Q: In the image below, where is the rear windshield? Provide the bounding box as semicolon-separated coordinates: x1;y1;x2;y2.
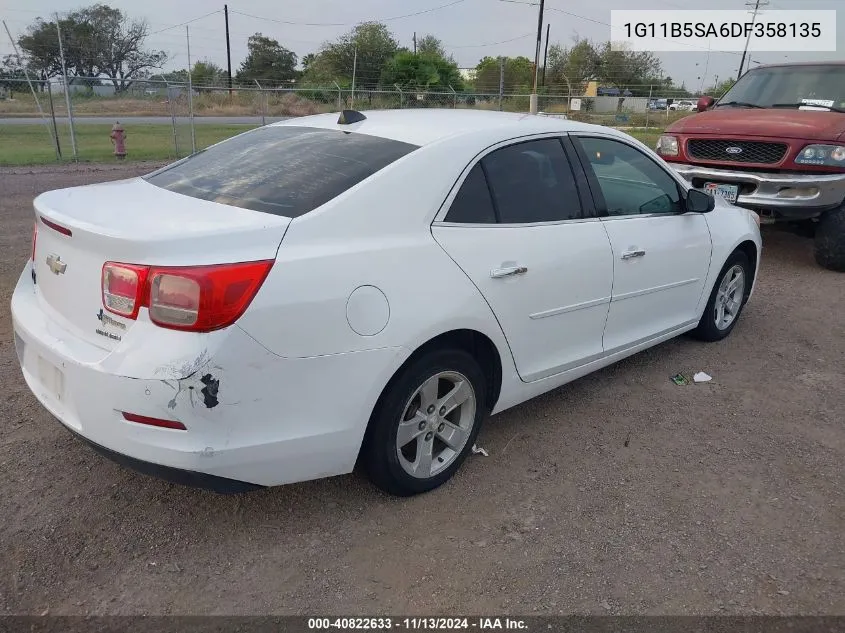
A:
144;125;418;217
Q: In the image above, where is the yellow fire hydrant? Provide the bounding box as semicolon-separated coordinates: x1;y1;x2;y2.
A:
110;121;126;160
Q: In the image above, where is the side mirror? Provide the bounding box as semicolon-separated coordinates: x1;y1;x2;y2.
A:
697;96;715;112
686;188;716;213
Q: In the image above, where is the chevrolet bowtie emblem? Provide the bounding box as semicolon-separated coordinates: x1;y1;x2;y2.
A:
46;254;67;275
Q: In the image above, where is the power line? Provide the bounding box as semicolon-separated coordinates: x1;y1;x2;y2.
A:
229;0;469;28
446;33;535;48
148;10;223;36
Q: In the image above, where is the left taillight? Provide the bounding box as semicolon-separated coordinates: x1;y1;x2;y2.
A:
102;260;273;332
102;262;149;320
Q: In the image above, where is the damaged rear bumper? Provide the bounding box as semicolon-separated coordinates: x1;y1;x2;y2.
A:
63;422;263;494
11;267;409;489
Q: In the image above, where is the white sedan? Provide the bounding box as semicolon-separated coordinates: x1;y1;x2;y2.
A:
12;109;762;496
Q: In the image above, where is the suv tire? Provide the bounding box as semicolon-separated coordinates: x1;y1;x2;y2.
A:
814;204;845;272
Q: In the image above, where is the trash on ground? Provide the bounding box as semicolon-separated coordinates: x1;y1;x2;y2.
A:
671;373;689;386
471;444;489;457
693;372;713;383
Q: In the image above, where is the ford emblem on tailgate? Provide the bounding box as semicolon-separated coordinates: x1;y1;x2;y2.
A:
46;254;67;275
725;146;743;154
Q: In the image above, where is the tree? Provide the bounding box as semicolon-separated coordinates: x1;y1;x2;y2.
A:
191;60;224;87
595;41;662;96
301;53;316;72
545;39;600;94
381;50;462;92
416;34;449;60
314;22;399;90
236;33;297;86
0;55;28;94
703;78;735;97
17;4;166;91
473;56;533;94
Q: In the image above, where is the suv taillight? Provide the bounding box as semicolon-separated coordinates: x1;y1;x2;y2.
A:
102;260;273;332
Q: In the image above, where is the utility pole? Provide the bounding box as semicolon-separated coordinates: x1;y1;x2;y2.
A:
498;56;505;110
530;0;545;114
186;26;196;154
351;46;357;105
55;14;77;161
541;23;550;88
737;0;767;80
224;4;233;95
413;32;417;54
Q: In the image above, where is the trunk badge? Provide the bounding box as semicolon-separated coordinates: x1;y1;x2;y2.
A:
46;254;67;275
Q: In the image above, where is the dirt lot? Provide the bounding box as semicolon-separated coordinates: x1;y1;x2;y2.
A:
0;164;843;616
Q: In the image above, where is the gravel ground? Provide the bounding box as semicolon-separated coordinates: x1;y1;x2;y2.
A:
0;164;843;616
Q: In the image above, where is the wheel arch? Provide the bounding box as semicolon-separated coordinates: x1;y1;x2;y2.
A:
735;239;759;297
358;328;504;464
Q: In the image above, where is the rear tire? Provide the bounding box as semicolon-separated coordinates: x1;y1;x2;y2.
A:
362;349;487;497
692;250;751;342
814;205;845;272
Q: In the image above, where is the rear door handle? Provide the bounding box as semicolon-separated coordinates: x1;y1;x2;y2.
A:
621;250;646;260
491;266;528;278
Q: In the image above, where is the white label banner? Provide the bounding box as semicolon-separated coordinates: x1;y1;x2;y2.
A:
610;10;837;52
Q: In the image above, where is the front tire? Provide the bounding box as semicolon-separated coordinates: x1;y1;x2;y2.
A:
692;250;751;342
814;205;845;272
362;349;487;496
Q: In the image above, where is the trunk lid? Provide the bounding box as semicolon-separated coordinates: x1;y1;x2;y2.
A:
32;177;290;351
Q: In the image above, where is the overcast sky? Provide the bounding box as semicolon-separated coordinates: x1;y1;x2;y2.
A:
1;0;842;90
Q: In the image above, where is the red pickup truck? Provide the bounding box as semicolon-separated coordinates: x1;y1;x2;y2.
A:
655;62;845;271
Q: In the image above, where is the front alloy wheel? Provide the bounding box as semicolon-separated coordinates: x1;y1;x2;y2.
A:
692;250;751;342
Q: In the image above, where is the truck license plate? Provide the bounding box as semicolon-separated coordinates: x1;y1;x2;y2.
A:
704;182;739;203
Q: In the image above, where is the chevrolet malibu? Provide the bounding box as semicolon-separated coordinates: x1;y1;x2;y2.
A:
12;109;762;496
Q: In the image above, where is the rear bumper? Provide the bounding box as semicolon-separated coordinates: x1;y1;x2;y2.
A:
669;163;845;219
11;266;408;488
63;422;263;493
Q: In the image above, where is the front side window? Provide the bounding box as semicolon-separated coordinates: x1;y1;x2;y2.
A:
144;126;418;217
577;137;683;216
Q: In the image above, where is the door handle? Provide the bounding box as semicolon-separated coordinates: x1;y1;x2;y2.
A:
621;249;646;260
490;266;528;278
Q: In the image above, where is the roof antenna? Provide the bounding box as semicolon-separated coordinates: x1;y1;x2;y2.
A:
338;109;367;125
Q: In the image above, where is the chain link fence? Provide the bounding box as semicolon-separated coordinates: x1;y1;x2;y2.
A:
1;78;689;164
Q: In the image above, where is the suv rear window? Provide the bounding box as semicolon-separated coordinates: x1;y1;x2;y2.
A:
144;126;418;217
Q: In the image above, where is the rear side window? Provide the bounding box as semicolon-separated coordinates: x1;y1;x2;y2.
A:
444;138;582;224
144;126;418;217
444;164;497;223
483;139;581;224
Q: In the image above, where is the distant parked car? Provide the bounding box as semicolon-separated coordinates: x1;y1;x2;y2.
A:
648;99;668;110
670;100;695;112
13;109;762;497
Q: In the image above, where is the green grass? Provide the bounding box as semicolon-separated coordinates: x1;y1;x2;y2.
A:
0;123;258;166
1;122;664;167
624;129;662;149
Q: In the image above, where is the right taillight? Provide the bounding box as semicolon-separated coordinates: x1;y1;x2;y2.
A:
102;260;273;332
